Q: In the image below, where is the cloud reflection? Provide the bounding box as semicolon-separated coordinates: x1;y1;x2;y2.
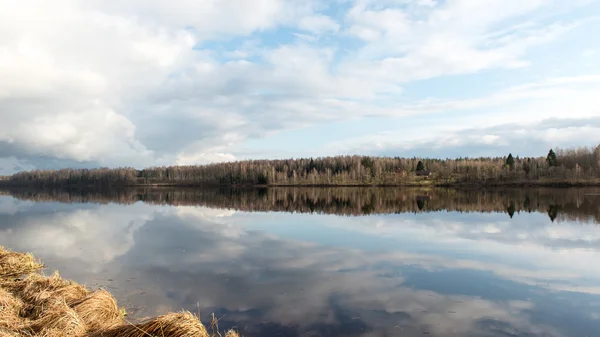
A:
0;201;162;272
0;198;599;336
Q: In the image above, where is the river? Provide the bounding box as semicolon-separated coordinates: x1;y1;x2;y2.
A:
1;187;599;336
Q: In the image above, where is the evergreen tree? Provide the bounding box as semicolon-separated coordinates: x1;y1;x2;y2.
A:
416;160;425;171
257;173;268;185
506;153;515;170
507;201;516;218
546;149;558;167
547;204;558;222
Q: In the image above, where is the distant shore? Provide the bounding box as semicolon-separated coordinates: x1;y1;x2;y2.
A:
3;180;600;189
2;146;599;189
130;181;600;188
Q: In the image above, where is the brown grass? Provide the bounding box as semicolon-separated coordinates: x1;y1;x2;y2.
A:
0;246;43;279
24;299;87;336
87;311;208;337
0;246;242;337
8;272;88;319
0;288;23;330
68;289;124;332
0;329;20;337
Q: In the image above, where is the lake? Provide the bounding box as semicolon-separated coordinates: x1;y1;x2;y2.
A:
1;187;600;336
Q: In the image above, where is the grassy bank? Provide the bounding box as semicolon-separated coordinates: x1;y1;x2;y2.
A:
0;246;240;337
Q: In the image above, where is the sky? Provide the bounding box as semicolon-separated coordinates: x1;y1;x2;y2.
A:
1;0;600;174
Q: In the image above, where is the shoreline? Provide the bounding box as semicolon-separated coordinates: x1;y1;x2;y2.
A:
0;246;239;337
2;181;600;189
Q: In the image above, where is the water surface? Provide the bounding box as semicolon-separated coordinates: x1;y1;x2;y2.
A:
1;187;599;337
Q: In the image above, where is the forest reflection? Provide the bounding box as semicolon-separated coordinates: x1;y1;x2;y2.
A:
3;187;600;224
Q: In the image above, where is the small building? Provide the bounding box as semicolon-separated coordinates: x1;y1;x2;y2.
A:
416;170;431;177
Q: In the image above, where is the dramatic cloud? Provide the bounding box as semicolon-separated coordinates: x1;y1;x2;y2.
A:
0;0;599;173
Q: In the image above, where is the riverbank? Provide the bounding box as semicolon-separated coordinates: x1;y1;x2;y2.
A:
3;178;600;189
0;246;239;337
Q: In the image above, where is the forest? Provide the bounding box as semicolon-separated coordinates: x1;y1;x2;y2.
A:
1;145;600;187
2;186;599;224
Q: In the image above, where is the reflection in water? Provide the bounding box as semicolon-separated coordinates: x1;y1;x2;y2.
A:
3;187;600;223
0;188;600;336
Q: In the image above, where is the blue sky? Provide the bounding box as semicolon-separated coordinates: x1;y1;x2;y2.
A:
1;0;600;173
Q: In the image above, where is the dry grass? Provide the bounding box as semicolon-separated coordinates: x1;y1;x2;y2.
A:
24;299;87;336
68;289;124;332
0;329;20;337
0;246;43;279
0;288;23;330
0;247;242;337
208;313;240;337
87;311;208;337
8;272;88;319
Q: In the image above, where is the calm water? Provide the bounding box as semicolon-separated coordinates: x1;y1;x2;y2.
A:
1;187;600;336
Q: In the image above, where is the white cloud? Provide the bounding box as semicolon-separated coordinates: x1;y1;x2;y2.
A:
320;74;600;157
0;0;195;167
342;0;588;82
175;151;236;166
482;135;501;145
0;0;598;169
298;14;340;34
329;119;600;158
84;0;286;37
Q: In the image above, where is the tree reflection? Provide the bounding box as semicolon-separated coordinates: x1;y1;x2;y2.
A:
2;187;600;223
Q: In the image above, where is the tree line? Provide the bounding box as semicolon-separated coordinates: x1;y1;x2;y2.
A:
3;186;600;224
2;145;600;187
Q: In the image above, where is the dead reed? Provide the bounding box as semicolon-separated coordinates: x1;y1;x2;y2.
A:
0;288;23;330
87;311;209;337
24;299;87;336
0;246;42;279
0;246;242;337
68;289;124;332
0;329;20;337
8;272;88;319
